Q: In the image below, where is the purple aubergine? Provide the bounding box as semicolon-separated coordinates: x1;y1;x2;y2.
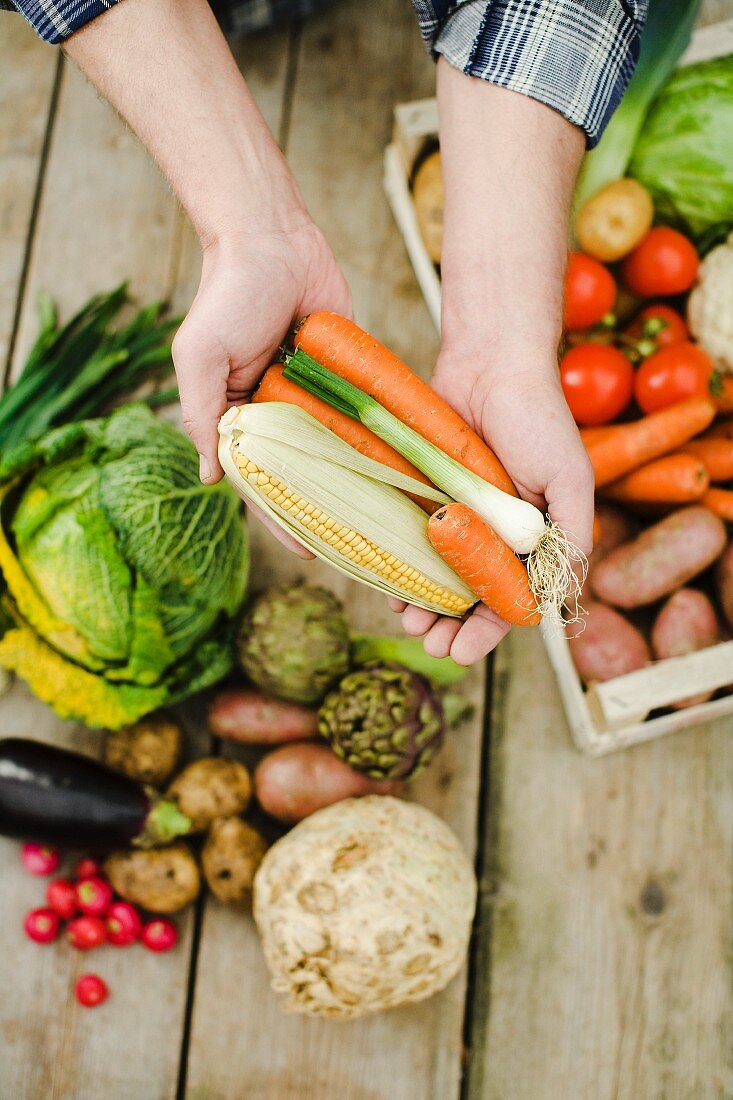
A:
0;738;191;849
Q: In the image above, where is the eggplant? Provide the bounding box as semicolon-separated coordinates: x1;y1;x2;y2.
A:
0;738;192;849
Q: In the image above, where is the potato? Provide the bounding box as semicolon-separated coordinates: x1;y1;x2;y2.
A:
716;542;733;631
412;149;443;264
208;689;318;745
167;757;251;832
104;843;200;913
201;817;268;907
575;179;654;262
594;502;637;559
569;601;650;683
254;743;402;824
104;714;182;786
651;588;719;709
591;507;726;608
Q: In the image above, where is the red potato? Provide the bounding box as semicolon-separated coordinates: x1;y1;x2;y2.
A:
568;601;650;683
715;542;733;632
208;689;318;744
254;743;402;824
573;503;637;607
651;589;720;709
591;506;727;609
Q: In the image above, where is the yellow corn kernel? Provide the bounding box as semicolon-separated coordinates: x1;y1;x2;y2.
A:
234;455;471;615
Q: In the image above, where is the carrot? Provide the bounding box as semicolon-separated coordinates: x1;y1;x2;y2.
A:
254;364;437;512
601;454;709;504
701;488;733;522
427;503;540;626
678;437;733;482
585;397;716;487
296;312;518;496
581;426;618;447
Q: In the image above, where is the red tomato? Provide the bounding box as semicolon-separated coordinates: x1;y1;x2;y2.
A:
621;227;699;297
564;252;616;331
634;342;714;414
626;303;688;349
560;344;633;426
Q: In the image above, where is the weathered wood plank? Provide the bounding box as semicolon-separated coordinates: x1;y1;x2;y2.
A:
183;4;485;1099
0;55;193;1100
0;20;58;370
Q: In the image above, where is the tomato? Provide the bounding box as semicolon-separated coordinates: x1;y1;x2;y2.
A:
563;252;616;331
560;344;633;426
626;304;688;349
634;342;714;414
621;227;699;297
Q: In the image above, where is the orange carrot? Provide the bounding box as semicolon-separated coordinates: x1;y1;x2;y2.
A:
585;397;716;487
678;438;733;482
254;365;437;512
601;454;709;504
701;488;733;522
296;312;518;496
427;503;540;626
581;425;618;447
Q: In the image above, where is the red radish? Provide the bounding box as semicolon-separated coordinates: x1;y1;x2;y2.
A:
141;918;178;953
67;915;107;950
45;878;78;920
76;876;113;917
106;901;142;946
24;907;60;944
75;974;109;1008
21;842;60;876
75;857;101;880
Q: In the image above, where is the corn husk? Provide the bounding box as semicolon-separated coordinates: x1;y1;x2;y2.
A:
218;403;475;616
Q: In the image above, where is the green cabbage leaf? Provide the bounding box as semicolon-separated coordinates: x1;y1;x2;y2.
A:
0;405;248;727
629;55;733;238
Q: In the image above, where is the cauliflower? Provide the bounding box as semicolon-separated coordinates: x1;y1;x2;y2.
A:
253;796;477;1019
688;233;733;372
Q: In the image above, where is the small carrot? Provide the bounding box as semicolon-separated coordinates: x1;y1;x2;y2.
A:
585;397;716;487
296;312;518;496
601;454;709;505
427;502;540;626
253;365;437;511
701;488;733;522
678;437;733;482
580;425;618;448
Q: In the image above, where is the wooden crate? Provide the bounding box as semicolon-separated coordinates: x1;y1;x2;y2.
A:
383;19;733;754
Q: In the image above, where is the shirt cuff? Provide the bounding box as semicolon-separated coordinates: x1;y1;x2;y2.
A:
5;0;123;43
431;0;647;148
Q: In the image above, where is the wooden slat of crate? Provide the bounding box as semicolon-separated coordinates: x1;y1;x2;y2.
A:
0;22;58;370
0;57;197;1099
466;626;733;1099
182;3;485;1098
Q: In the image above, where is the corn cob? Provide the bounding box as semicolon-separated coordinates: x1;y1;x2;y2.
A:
218;403;476;617
234;453;470;614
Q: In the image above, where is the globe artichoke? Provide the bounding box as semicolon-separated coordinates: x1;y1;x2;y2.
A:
318;662;444;780
237;583;350;704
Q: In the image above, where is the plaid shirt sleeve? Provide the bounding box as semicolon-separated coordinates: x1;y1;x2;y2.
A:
413;0;648;147
0;0;123;43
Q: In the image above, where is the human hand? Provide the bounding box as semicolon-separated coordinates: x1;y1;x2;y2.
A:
172;222;352;555
391;347;594;664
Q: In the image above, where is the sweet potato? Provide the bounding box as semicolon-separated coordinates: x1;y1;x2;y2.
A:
716;543;733;632
254;743;402;824
591;506;726;608
651;589;720;709
208;689;318;744
568;601;650;683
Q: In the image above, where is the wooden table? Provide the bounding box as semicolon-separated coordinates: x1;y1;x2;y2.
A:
1;4;732;1097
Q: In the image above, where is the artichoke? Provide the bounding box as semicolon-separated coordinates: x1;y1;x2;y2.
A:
318;661;444;780
237;583;350;704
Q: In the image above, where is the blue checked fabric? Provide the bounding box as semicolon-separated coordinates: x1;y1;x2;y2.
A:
2;0;647;145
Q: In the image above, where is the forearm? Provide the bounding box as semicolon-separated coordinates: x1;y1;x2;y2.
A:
436;58;584;364
64;0;306;247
